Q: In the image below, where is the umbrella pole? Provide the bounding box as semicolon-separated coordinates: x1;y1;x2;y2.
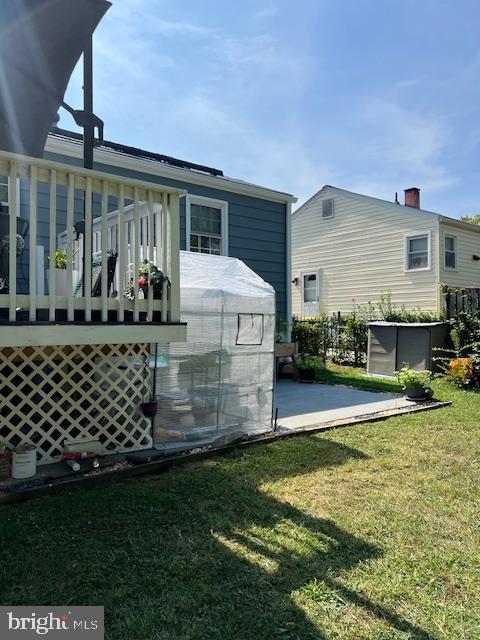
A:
83;36;94;170
82;37;94;297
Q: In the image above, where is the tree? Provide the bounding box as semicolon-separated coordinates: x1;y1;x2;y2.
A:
461;213;480;225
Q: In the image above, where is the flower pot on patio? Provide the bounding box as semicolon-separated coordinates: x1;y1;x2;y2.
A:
297;367;316;383
397;367;431;401
404;386;427;400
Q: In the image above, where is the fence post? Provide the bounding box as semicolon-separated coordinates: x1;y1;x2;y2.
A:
337;311;341;356
323;322;327;362
353;311;358;366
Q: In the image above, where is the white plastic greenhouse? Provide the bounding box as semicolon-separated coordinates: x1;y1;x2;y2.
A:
153;251;275;452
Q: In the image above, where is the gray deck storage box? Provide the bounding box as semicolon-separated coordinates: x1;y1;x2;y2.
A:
367;322;449;376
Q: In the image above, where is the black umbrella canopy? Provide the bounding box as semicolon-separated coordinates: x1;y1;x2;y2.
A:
0;0;111;158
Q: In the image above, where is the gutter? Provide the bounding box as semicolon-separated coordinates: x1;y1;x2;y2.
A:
438;216;480;234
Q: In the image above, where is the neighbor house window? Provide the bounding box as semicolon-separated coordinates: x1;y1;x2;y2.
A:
303;274;317;302
322;198;334;219
186;196;228;256
405;233;431;270
444;234;457;269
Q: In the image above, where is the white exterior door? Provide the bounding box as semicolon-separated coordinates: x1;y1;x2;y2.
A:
301;272;320;317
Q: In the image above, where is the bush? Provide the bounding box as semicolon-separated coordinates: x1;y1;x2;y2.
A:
296;355;324;370
291;290;444;370
291;314;367;366
341;313;368;365
291;318;326;357
396;367;431;389
434;321;480;388
376;291;444;323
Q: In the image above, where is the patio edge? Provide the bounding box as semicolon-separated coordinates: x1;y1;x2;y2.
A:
0;400;451;505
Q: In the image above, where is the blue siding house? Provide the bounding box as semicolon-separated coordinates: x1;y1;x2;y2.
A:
34;129;296;320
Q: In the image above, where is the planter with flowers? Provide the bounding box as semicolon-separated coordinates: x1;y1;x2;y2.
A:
396;367;432;400
295;355;324;383
124;260;169;301
46;249;80;296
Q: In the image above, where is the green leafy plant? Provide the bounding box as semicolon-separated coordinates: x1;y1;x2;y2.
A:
377;291;444;323
296;355;324;370
275;318;290;343
340;312;368;366
433;323;480;388
124;260;170;300
460;213;480;225
46;248;67;269
291;317;326;357
396;367;431;389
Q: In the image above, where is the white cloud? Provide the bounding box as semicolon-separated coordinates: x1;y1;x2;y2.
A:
253;3;278;20
59;2;461;216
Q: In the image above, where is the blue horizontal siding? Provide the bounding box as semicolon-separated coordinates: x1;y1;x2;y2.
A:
20;151;288;319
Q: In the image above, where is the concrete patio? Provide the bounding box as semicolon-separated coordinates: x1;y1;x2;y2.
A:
275;380;417;431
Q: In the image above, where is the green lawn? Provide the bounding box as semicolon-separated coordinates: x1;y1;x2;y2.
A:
1;368;479;639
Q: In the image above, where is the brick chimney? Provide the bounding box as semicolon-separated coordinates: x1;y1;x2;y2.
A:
404;187;420;208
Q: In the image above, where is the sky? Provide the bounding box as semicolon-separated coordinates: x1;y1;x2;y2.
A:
59;0;480;216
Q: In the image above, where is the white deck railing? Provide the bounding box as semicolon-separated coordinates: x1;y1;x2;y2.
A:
0;149;185;324
58;200;169;313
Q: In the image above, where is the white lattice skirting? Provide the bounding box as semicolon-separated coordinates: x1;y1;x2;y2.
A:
0;343;152;464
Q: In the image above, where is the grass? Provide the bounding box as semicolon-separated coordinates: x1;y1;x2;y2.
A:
1;367;479;639
315;363;403;393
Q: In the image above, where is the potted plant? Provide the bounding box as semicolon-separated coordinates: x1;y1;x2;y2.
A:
396;367;431;400
125;260;169;300
295;355;324;383
46;249;79;296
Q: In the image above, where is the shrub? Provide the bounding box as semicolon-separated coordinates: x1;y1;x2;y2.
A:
291;318;326;357
396;367;431;389
296;355;324;370
377;291;444;323
434;323;480;388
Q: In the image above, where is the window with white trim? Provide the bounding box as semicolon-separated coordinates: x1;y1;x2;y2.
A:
0;176;8;211
303;274;317;302
406;233;430;270
187;196;228;256
444;234;457;269
322;198;334;219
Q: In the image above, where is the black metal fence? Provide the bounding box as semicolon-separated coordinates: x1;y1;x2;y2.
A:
292;313;368;366
444;286;480;319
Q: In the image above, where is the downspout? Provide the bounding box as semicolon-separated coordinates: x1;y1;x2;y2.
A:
435;218;442;313
285;201;292;340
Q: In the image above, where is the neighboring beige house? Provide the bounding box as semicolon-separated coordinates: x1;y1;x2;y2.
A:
291;186;480;316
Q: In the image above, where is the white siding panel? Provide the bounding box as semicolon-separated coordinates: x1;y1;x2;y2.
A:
292;190;439;314
439;221;480;288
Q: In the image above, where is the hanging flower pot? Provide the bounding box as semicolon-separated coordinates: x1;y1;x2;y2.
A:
141;401;158;417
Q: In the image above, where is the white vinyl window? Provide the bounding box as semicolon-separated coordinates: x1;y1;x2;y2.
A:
322;198;334;219
405;232;431;271
303;273;317;302
0;176;8;210
186;195;228;256
444;234;457;269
